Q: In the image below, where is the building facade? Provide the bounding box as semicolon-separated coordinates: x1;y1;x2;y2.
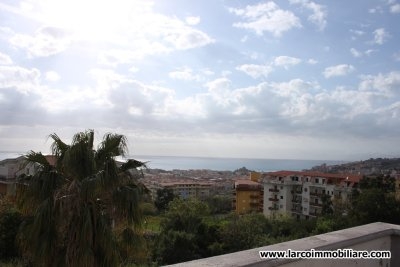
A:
152;181;212;200
233;178;263;214
263;171;361;219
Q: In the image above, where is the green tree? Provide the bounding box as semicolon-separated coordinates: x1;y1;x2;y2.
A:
0;199;22;260
154;198;216;265
350;175;400;225
204;195;232;214
154;188;175;212
17;130;147;267
220;213;271;252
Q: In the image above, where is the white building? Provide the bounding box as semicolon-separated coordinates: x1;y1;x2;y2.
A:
263;171;361;219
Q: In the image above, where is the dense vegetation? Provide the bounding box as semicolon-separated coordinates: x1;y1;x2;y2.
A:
0;130;399;266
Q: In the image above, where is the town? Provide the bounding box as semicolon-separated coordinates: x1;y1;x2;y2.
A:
2;155;400;219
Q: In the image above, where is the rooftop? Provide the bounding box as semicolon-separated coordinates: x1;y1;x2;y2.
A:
265;171;362;183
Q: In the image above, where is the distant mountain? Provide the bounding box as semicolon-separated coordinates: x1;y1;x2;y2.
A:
308;158;400;175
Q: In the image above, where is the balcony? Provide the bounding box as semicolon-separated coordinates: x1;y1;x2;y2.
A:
268;206;278;211
291;198;301;203
309;192;322;197
268;197;279;202
166;222;400;267
269;188;279;193
309;202;323;207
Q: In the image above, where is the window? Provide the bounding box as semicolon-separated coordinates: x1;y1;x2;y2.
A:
304;187;308;192
280;205;283;209
280;186;283;189
315;178;319;183
280;196;283;199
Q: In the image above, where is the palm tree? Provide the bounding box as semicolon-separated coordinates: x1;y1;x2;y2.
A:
17;130;147;267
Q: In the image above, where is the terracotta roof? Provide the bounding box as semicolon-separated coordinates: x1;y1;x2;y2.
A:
234;179;261;186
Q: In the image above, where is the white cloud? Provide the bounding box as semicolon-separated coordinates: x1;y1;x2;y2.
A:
273;56;301;69
236;64;273;79
373;28;389;45
350;48;362;58
0;65;41;93
169;68;201;81
229;2;301;37
45;71;60;82
390;4;400;13
164;27;214;50
307;58;318;64
359;71;400;96
365;49;377;56
0;52;13;64
323;64;355;78
9;26;72;58
289;0;327;30
185;16;200;25
2;2;214;64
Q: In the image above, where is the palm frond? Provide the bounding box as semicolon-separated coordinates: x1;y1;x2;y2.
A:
24;151;51;169
97;133;128;161
112;184;142;226
49;133;69;159
120;159;147;172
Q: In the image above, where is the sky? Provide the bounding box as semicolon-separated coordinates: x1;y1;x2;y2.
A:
0;0;400;161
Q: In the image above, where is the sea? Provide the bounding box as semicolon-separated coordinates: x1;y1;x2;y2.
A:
0;151;346;172
132;155;346;172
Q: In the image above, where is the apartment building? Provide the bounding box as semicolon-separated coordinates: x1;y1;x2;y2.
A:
263;171;361;219
153;181;212;200
233;173;263;214
0;155;56;196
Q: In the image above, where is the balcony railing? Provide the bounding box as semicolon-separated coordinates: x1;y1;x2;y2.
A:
268;206;278;211
268;197;279;202
269;188;279;193
166;222;400;267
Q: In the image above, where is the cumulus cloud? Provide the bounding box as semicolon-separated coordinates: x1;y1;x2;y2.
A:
229;2;301;36
0;65;41;93
289;0;327;30
390;3;400;13
273;56;301;69
359;71;400;96
169;67;201;81
0;52;13;65
185;16;200;25
323;64;355;78
350;48;362;58
9;27;72;58
45;71;60;82
307;58;318;64
373;28;389;45
236;64;273;79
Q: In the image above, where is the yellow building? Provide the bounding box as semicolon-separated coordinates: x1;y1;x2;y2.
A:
233;179;263;214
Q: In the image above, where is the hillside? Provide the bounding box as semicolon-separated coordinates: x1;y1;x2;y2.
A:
309;158;400;175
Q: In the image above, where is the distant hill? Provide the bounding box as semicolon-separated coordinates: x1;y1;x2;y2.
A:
308;158;400;175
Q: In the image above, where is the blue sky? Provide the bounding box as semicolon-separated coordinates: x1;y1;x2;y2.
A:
0;0;399;160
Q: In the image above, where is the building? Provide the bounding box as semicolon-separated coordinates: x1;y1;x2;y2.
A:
233;172;263;214
263;171;361;219
155;181;212;200
0;155;56;196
